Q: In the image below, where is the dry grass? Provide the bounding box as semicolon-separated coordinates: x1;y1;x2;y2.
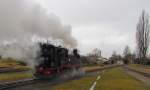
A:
0;59;33;82
129;64;150;73
0;59;31;70
0;72;33;82
96;68;150;90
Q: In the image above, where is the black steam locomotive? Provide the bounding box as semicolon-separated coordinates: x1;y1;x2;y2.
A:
34;42;81;78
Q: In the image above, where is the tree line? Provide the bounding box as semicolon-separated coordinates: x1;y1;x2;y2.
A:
110;10;150;65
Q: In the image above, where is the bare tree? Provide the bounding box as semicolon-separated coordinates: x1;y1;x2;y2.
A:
88;48;101;57
136;10;150;61
112;51;117;57
123;45;131;57
123;46;132;64
109;51;122;64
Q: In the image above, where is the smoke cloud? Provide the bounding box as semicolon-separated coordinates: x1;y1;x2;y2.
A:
0;0;77;67
0;42;40;67
0;0;77;47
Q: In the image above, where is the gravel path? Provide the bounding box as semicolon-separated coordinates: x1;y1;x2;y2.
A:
123;67;150;87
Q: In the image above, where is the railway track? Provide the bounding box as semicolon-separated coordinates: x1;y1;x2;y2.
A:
0;75;86;90
0;78;39;90
0;67;30;73
0;65;121;90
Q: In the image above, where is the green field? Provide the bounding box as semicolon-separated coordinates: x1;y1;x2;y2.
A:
51;67;149;90
96;68;149;90
51;76;97;90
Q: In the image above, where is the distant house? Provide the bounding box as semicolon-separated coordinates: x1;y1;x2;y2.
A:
87;56;98;64
96;57;113;64
116;60;124;65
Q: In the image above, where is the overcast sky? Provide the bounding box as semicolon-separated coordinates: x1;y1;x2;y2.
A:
35;0;150;57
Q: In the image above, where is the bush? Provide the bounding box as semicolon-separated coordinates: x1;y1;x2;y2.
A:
17;61;27;66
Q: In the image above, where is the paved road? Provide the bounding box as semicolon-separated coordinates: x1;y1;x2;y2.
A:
123;67;150;87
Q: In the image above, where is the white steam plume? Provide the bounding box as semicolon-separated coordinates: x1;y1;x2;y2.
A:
0;0;77;47
0;0;77;67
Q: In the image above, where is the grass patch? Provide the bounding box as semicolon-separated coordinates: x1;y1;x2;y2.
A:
51;76;97;90
96;68;150;90
0;72;33;82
